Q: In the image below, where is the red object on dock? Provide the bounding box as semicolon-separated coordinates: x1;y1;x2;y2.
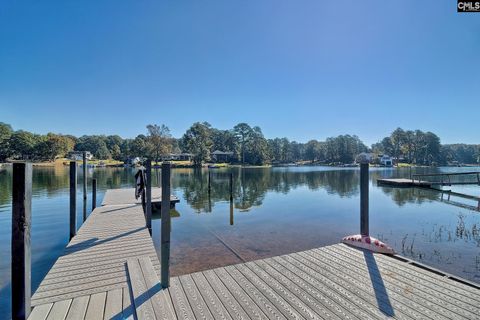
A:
342;234;395;254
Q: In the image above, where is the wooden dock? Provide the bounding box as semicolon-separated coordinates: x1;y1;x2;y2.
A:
28;189;480;320
101;188;180;207
377;178;433;188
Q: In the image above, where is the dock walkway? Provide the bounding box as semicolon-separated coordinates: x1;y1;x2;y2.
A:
29;189;480;320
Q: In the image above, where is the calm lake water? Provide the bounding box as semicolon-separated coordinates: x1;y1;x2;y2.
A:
1;165;480;317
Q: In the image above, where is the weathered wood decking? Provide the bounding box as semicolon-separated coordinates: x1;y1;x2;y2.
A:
29;189;480;320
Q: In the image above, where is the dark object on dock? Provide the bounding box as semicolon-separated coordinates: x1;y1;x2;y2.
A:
11;162;32;320
161;162;171;288
69;161;76;240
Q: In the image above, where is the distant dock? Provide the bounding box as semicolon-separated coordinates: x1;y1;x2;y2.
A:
102;188;180;209
377;178;433;187
378;171;480;188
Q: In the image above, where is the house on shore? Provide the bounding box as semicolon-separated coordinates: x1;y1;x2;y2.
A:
162;153;194;161
379;155;393;166
211;150;234;163
68;151;93;161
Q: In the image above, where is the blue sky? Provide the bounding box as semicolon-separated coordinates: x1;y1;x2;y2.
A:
0;1;479;146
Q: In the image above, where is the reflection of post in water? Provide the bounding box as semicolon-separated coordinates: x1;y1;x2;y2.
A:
208;170;211;194
208;188;212;213
229;172;234;225
230;200;234;225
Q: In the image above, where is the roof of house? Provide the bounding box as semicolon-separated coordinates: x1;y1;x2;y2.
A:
212;150;234;155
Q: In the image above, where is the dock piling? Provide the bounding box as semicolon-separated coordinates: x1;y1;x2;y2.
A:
360;162;369;236
145;160;152;234
161;162;171;288
82;151;87;222
92;178;97;211
11;162;32;320
69;161;77;240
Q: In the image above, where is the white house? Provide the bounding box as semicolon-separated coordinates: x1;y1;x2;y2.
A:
380;155;393;166
68;151;93;161
356;152;375;164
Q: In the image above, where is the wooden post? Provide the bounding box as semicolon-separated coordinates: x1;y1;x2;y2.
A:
92;178;97;211
360;162;369;236
161;162;171;288
145;160;152;234
82;151;87;222
70;161;77;240
11;162;32;320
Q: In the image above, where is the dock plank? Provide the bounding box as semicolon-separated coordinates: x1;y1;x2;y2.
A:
126;258;157;320
46;299;72;320
320;246;479;318
28;303;53;320
84;292;107;320
65;296;89;320
104;288;123;320
138;256;176;320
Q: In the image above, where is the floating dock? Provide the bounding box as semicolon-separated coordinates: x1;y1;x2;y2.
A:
377;178;433;188
28;188;480;320
102;188;180;208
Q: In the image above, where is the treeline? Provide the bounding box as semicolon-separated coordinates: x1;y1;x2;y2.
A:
372;128;480;165
1;122;479;165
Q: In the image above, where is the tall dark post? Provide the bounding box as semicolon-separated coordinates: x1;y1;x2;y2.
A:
82;152;87;222
92;178;97;211
145;160;152;234
360;162;369;236
161;162;171;288
70;161;77;240
12;162;32;320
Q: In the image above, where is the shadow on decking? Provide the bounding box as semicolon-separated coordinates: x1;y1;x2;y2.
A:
363;251;395;317
64;227;145;254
